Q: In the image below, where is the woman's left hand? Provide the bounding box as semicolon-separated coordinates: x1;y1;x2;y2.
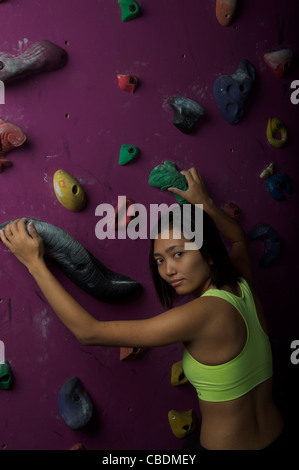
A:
0;218;45;271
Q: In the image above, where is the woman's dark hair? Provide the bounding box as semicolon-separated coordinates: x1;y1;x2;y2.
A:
149;204;241;309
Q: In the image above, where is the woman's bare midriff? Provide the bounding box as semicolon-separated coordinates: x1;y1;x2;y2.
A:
198;378;284;450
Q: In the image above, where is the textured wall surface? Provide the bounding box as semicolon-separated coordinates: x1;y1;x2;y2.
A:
0;0;298;451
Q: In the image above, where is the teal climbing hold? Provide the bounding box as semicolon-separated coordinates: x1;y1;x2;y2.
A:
148;161;188;205
0;360;12;390
119;144;139;165
118;0;140;22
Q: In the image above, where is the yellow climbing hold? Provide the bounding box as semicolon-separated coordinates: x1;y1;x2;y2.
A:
168;409;196;439
266;118;287;148
170;360;188;386
53;170;86;212
260;162;274;179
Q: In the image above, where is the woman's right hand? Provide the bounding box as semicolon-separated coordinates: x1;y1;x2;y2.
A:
168;167;212;207
0;218;45;272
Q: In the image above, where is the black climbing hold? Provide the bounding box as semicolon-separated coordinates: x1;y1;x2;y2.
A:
170;97;204;134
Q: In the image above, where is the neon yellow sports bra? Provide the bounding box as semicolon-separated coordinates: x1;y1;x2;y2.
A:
182;278;273;402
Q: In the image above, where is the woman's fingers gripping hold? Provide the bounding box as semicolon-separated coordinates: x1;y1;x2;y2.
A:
0;218;45;269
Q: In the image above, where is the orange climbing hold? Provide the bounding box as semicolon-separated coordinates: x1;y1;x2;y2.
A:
216;0;237;26
120;347;146;360
0;119;26;172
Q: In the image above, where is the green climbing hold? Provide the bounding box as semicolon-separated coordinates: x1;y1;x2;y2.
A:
119;145;139;165
148;161;188;205
0;360;12;390
118;0;140;22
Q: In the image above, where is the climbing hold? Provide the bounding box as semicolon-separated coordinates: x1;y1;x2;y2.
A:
53;170;86;212
119;144;139;165
168;409;196;439
112;197;136;231
0;218;141;302
0;40;68;84
70;443;86;450
266;118;287;148
58;377;93;430
222;201;241;221
265;173;292;201
148;161;188;205
170;97;204;134
118;0;140;22
213;60;255;124
171;360;188;386
0;119;26;172
259;163;291;200
264;49;293;78
117;74;138;93
0;360;12;390
216;0;237;26
248;224;280;268
120;347;146;360
259;162;274;179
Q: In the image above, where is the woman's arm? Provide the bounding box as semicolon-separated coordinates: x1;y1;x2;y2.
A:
0;218;205;347
168;168;252;282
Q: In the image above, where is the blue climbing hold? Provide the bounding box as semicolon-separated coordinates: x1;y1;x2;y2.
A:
58;377;93;430
213;60;255;124
248;224;280;268
266;174;292;201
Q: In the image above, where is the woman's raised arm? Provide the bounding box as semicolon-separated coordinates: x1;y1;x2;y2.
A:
168;167;253;282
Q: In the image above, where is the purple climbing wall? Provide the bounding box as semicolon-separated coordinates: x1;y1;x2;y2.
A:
0;0;298;451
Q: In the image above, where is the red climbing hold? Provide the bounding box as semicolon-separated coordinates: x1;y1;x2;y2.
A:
117;74;138;93
264;49;293;78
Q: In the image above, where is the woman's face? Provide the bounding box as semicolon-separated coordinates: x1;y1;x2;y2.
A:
153;228;212;297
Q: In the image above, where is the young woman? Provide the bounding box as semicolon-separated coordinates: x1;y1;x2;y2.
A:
0;167;284;450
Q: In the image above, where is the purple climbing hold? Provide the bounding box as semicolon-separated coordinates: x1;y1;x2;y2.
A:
213;60;255;124
58;377;93;430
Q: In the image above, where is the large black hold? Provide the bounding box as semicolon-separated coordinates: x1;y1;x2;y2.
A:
0;218;141;302
170;97;204;134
